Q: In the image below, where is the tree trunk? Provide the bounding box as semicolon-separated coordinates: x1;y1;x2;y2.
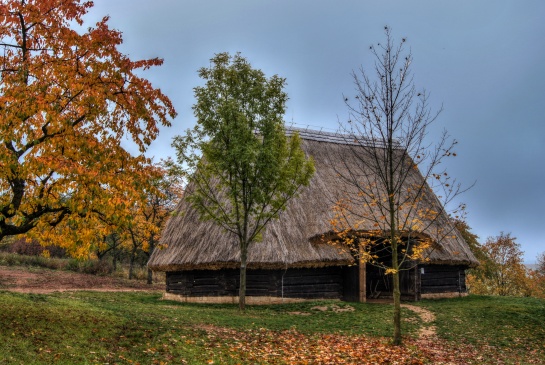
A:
391;233;402;345
358;241;366;302
147;238;155;284
239;244;248;311
129;246;137;280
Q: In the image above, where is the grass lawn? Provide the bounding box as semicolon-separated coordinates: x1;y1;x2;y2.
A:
421;295;545;361
0;290;543;364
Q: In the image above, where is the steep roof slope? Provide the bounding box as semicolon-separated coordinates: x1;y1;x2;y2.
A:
149;128;478;271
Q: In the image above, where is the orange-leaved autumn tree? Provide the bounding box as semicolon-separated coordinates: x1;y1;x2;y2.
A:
527;252;545;298
40;160;155;260
0;0;176;246
330;27;467;345
123;158;184;283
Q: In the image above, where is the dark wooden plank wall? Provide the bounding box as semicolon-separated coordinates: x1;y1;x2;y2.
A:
419;265;467;294
166;264;469;301
281;267;343;299
166;267;344;299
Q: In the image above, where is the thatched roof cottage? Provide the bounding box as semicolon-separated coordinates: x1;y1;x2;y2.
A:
148;128;478;303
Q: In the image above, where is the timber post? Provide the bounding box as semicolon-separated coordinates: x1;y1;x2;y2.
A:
358;242;366;302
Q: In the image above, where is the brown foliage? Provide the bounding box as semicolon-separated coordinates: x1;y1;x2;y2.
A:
202;326;543;364
526;252;545;298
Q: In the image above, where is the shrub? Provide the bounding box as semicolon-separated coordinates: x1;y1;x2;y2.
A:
64;259;114;276
0;237;67;258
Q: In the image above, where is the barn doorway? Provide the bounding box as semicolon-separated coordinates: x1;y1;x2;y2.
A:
342;240;421;302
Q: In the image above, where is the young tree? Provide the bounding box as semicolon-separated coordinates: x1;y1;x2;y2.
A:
474;233;529;296
455;220;494;293
95;232;124;272
527;252;545;298
173;52;315;310
0;0;176;243
125;159;184;283
455;221;482;258
537;252;545;275
331;27;465;345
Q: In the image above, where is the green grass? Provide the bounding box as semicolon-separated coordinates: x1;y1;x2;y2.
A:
419;295;545;353
0;291;420;364
1;291;543;364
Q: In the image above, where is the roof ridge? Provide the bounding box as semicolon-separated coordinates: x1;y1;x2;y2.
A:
285;126;399;148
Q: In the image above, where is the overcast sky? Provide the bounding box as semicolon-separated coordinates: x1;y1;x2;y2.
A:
86;0;545;263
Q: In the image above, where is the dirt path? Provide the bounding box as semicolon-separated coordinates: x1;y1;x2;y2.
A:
401;303;437;338
0;265;163;294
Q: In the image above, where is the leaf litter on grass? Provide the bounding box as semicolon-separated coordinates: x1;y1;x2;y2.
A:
194;325;544;365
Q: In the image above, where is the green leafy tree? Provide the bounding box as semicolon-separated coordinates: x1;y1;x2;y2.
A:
455;220;492;292
455;221;483;260
173;52;315;310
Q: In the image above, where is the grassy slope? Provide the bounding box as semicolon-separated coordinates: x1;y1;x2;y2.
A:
422;295;545;356
0;291;543;364
0;291;420;364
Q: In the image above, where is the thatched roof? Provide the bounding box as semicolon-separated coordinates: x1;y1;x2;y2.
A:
149;128;478;272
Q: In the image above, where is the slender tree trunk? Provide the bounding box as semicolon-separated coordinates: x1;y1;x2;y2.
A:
129;245;137;280
146;238;155;284
239;243;248;311
390;186;402;345
392;241;402;345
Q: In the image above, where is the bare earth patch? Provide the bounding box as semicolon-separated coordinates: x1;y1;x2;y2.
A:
0;265;163;293
401;303;437;338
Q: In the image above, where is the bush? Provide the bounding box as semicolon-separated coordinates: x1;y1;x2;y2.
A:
79;259;114;276
0;252;68;270
0;250;155;281
63;258;114;276
0;252;115;276
0;237;66;258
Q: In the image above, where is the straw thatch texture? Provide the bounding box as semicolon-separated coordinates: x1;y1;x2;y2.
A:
148;128;478;272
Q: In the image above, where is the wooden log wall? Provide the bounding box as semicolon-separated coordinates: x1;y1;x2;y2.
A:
419;265;467;294
166;267;344;300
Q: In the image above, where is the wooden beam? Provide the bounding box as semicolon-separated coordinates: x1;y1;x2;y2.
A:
358;243;366;302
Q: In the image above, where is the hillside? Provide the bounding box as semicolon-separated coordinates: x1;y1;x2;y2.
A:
0;265;163;293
